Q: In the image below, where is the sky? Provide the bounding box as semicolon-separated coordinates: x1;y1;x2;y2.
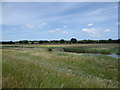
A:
1;2;119;41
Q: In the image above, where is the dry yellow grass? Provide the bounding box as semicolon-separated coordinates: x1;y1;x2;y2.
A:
1;43;117;48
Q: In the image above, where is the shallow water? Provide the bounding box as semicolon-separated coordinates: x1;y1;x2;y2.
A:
106;54;120;58
79;53;120;58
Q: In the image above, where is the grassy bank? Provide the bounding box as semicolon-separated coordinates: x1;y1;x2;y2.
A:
2;46;118;88
63;44;119;55
1;43;119;55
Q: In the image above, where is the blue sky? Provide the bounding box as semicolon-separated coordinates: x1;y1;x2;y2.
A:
2;2;118;41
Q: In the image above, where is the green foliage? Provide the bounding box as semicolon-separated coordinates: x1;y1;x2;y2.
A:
71;38;77;43
63;45;119;54
19;40;28;44
48;48;52;51
2;39;119;44
2;46;118;88
60;39;65;43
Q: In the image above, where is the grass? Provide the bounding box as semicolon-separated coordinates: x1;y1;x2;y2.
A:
63;47;112;54
2;44;119;88
0;49;2;89
63;44;119;55
1;43;119;54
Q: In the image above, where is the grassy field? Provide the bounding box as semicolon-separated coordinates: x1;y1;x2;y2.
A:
0;49;2;89
63;45;120;55
2;44;119;88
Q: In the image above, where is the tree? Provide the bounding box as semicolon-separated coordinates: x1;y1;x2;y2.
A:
60;39;65;43
31;41;34;44
108;38;112;43
71;38;77;43
39;40;43;44
22;40;28;44
19;41;22;44
9;41;15;44
118;39;120;43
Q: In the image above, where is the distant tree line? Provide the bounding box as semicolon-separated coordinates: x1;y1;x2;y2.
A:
1;38;120;44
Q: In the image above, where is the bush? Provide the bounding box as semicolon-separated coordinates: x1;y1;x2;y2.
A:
48;48;52;51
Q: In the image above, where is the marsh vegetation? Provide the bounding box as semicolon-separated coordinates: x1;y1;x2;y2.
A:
2;44;119;88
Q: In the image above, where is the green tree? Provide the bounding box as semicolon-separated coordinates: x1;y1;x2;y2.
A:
60;39;65;43
22;40;28;44
71;38;77;43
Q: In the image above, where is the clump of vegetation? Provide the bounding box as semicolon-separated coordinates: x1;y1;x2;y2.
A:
48;48;52;51
63;44;120;55
1;38;120;44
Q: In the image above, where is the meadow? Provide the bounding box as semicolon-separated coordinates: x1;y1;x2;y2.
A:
2;44;119;88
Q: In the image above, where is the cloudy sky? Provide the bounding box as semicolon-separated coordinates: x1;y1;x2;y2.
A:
2;2;118;41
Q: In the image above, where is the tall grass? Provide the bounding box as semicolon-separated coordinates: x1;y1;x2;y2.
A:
2;43;119;54
63;44;119;54
0;49;2;89
63;47;112;54
2;47;118;88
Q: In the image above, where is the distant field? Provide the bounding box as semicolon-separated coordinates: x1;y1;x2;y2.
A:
2;44;119;88
1;43;119;48
2;43;120;54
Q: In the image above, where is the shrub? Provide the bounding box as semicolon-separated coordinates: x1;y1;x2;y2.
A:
48;48;52;51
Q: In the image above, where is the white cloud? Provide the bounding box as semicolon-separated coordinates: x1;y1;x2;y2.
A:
115;5;118;8
82;29;90;33
55;28;61;31
36;22;48;28
48;27;69;34
25;22;47;29
48;28;61;33
3;2;117;27
41;22;47;26
87;23;93;26
82;28;100;37
105;29;111;32
117;22;120;25
87;9;103;15
25;24;34;28
62;31;69;34
64;25;68;28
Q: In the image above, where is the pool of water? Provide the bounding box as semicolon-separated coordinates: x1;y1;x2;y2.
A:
79;53;120;58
